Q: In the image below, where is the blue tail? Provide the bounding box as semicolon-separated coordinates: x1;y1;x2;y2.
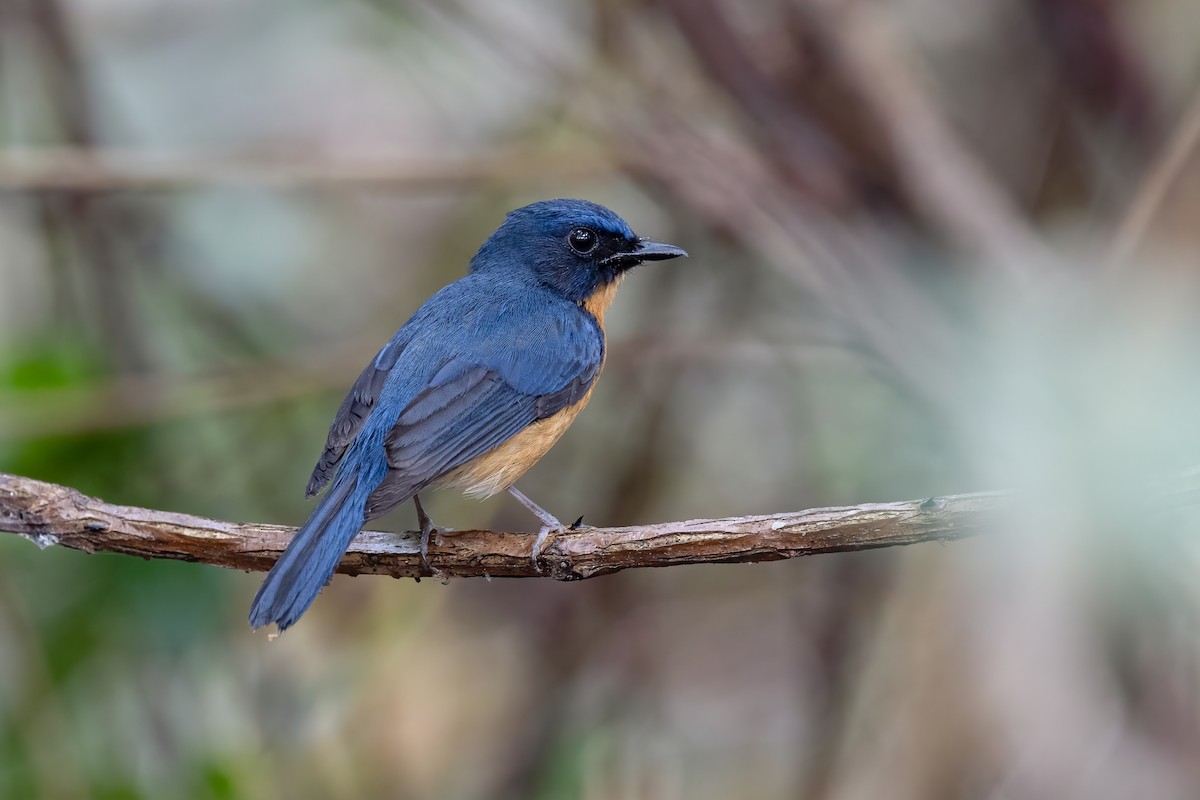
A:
249;474;370;631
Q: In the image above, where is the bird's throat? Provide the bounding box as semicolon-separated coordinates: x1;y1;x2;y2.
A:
580;276;623;326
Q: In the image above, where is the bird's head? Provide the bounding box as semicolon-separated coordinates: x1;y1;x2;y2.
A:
470;199;687;303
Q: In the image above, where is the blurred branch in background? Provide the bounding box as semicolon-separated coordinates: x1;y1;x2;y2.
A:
0;335;858;441
0;148;615;190
16;0;152;373
657;0;1056;283
0;471;998;580
1112;87;1200;265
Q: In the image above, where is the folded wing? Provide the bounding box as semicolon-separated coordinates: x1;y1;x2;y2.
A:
305;330;410;497
365;304;603;518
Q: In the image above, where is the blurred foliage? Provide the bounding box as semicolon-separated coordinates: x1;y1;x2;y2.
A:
4;0;1200;798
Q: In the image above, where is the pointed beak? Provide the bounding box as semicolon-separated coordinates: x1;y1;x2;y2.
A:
601;238;688;270
633;239;688;262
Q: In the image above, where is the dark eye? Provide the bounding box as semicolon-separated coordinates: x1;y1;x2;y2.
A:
567;227;598;255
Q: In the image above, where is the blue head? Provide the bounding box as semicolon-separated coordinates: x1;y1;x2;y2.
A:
470;199;687;303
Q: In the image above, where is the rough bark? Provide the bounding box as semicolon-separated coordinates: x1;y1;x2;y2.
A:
0;472;1000;580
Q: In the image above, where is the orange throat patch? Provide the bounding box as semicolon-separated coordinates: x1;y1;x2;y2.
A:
580;275;623;327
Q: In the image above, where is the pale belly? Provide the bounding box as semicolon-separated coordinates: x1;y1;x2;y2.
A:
437;385;596;498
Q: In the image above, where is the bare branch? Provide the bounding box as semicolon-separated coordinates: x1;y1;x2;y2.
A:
0;472;997;580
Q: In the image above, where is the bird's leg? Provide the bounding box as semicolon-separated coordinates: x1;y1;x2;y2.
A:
506;485;564;570
506;485;563;528
413;494;449;577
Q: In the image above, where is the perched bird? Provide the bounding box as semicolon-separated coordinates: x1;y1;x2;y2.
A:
249;199;687;631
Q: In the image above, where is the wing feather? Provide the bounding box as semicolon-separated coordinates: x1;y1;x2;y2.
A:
306;277;606;519
306;333;408;497
363;335;601;519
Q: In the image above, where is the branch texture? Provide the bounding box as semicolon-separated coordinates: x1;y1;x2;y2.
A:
0;473;1000;580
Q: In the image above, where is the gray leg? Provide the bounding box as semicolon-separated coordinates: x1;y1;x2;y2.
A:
506;485;564;570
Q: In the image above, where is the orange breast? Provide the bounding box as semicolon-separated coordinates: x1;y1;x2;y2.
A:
580;277;621;324
439;387;597;498
438;277;622;498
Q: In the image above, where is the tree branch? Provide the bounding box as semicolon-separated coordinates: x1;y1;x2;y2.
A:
0;472;999;580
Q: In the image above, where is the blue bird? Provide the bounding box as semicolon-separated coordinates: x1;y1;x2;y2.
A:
249;199;687;631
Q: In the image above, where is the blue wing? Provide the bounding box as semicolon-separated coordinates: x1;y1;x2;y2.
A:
305;275;604;517
255;276;603;631
306;328;411;496
363;285;603;517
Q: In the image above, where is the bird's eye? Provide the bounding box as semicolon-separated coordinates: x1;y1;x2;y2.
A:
567;227;598;255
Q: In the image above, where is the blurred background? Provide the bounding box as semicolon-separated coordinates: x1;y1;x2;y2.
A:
3;0;1200;797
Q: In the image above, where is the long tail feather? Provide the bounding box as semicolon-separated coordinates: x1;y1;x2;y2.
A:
249;475;367;631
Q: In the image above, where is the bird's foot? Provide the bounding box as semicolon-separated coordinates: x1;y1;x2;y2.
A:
418;520;455;581
530;524;562;572
414;494;452;580
505;485;573;572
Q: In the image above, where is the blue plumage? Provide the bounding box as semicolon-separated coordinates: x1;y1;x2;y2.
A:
249;199;686;632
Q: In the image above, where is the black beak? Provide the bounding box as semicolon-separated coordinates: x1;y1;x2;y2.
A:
633;239;688;262
601;238;688;270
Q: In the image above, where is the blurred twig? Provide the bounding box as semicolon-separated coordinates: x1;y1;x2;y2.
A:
1111;88;1200;265
798;0;1053;284
22;0;154;371
657;0;1051;284
0;148;614;190
0;472;998;581
1026;0;1159;143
